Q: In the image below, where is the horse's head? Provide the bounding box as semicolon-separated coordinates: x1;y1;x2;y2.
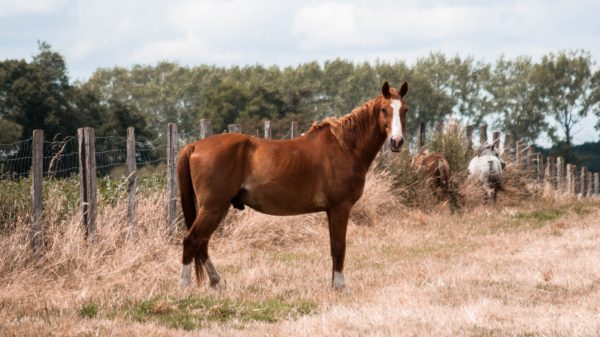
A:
378;81;409;152
478;142;501;157
477;142;506;169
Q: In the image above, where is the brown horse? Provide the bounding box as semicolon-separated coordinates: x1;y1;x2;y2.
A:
177;81;409;290
412;148;451;195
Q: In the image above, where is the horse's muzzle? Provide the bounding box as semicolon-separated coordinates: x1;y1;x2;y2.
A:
390;137;404;152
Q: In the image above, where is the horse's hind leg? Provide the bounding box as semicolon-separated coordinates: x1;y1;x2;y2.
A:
181;205;229;288
196;208;229;288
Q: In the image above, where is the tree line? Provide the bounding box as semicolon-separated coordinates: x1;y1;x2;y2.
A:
1;42;599;160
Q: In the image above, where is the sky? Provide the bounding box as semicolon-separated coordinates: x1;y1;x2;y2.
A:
1;0;599;145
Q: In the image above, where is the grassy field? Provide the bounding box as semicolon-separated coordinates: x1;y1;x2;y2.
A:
1;170;600;336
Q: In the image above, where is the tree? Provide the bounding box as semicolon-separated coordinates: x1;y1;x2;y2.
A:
409;55;454;135
591;69;600;132
0;42;79;140
535;51;599;150
0;119;22;143
488;56;547;144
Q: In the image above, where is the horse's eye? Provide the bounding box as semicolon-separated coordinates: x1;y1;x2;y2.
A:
380;107;387;115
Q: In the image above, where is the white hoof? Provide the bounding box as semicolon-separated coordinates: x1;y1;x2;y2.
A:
332;271;346;290
180;263;192;288
205;259;221;289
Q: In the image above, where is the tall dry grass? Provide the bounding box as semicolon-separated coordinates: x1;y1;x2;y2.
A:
2;139;599;336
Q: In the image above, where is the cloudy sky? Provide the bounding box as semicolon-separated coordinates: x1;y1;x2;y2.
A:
1;0;599;143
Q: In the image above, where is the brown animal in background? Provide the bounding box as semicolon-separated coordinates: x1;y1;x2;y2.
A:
412;149;451;197
178;81;409;290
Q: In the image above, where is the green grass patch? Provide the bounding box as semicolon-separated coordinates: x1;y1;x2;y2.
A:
486;208;564;234
78;302;100;319
114;295;317;330
571;203;592;216
516;208;564;222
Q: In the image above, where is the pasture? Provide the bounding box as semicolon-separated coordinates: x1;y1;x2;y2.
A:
1;168;600;337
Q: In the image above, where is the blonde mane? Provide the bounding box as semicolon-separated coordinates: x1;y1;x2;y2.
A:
308;98;379;147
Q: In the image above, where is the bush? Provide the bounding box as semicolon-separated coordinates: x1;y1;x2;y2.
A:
379;121;472;210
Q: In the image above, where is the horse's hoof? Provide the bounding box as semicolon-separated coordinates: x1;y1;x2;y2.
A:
180;278;191;288
210;279;224;290
332;284;350;293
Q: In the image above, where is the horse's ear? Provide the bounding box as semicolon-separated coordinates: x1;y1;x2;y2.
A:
399;81;408;98
382;81;391;99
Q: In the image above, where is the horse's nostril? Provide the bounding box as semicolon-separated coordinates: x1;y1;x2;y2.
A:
390;137;404;149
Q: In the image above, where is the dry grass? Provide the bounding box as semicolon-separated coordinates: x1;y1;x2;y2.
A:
2;170;600;337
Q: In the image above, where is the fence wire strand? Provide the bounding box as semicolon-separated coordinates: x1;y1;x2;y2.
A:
0;134;170;179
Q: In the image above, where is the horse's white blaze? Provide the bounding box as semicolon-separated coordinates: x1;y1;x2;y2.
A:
180;263;192;287
390;99;403;140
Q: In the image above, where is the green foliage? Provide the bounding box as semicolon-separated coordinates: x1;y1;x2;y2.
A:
516;209;564;222
0;119;22;143
429;123;472;176
543;140;600;172
0;169;166;231
535;50;599;149
0;176;31;230
488;56;548;143
2;42;598;170
115;295;317;330
78;302;99;319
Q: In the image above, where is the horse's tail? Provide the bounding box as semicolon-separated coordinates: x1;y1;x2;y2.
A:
177;144;205;284
438;158;459;212
437;158;450;190
178;144;196;230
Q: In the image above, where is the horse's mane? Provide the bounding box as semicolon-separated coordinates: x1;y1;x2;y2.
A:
307;98;379;147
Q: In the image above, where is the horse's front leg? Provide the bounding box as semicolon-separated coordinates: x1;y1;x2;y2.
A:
326;204;351;290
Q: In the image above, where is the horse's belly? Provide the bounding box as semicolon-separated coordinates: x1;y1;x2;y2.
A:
240;186;326;216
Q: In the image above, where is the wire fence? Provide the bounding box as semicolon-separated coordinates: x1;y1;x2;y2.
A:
0;122;295;180
0;135;170;180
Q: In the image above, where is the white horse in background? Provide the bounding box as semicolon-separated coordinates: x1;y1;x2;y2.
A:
468;143;505;202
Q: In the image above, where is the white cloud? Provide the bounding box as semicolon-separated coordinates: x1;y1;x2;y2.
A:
128;0;297;64
0;0;67;17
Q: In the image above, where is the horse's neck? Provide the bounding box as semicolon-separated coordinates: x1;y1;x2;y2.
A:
338;108;386;171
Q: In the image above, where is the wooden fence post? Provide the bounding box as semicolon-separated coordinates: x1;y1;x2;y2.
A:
435;122;444;135
466;125;474;150
166;123;178;234
586;171;593;198
200;119;212;139
556;157;564;192
594;172;599;196
126;127;136;240
228;124;241;134
536;153;542;184
418;122;426;149
291;121;299;139
492;131;500;148
544;156;553;192
31;129;44;256
264;121;271;139
566;164;575;195
78;127;97;240
515;140;521;165
581;167;588;197
527;147;534;170
479;124;488;144
502;134;511;161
